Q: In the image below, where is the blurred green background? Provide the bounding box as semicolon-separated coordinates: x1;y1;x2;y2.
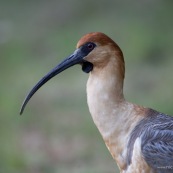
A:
1;0;173;173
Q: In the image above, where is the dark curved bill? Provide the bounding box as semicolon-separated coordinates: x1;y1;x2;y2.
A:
20;48;88;115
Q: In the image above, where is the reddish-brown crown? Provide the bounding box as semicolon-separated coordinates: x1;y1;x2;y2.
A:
77;32;121;50
77;32;123;59
77;32;110;47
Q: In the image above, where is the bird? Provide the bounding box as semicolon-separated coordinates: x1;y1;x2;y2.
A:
20;32;173;173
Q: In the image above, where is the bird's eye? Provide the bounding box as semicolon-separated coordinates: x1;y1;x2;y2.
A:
87;43;94;50
82;42;96;53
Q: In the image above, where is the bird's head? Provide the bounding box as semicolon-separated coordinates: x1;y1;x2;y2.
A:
77;32;124;72
20;32;124;114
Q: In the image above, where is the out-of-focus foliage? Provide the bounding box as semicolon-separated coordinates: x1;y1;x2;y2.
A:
1;0;173;173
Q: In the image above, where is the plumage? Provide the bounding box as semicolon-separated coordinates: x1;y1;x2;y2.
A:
141;112;173;172
20;32;173;173
128;109;173;172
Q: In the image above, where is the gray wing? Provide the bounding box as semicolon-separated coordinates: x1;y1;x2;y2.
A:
141;115;173;173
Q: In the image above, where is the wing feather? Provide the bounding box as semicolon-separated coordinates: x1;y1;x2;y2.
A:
141;114;173;173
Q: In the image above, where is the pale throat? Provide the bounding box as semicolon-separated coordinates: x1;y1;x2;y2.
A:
86;62;127;137
86;61;146;170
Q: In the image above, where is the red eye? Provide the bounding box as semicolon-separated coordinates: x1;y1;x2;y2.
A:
87;43;94;50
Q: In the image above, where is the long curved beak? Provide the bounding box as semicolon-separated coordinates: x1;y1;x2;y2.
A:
20;48;91;115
